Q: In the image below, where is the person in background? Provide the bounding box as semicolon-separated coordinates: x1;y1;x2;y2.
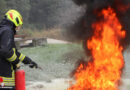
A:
0;9;38;90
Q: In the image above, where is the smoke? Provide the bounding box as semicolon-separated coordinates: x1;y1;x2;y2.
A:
66;0;130;49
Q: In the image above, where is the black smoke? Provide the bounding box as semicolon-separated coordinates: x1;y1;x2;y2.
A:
67;0;130;50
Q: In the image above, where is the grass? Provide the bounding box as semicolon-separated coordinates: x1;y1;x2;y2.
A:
20;44;83;62
19;43;85;81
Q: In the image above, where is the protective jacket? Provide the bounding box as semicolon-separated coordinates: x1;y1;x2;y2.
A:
0;19;32;88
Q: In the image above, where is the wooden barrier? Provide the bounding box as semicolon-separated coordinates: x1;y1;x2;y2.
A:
32;38;47;47
15;38;47;49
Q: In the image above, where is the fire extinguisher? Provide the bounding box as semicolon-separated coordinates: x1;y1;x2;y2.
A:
15;64;42;90
15;69;26;90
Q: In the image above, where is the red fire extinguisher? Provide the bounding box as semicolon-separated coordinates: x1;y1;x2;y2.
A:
15;64;42;90
15;69;26;90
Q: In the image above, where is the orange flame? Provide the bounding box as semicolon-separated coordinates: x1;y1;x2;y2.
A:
68;7;126;90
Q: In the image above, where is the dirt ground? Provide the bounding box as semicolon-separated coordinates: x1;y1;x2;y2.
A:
26;79;130;90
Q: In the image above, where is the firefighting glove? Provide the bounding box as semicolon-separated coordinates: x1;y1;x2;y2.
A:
22;56;38;68
29;61;38;68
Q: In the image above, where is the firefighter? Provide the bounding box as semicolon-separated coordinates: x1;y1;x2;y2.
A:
0;9;38;90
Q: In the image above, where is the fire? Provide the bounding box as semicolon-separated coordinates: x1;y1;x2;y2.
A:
68;7;126;90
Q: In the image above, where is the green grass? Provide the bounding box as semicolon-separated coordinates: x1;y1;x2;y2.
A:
20;44;83;62
19;44;85;81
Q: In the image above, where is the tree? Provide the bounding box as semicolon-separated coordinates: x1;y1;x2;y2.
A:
5;0;31;27
0;0;7;20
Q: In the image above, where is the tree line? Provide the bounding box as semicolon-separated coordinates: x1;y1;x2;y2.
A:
0;0;79;30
